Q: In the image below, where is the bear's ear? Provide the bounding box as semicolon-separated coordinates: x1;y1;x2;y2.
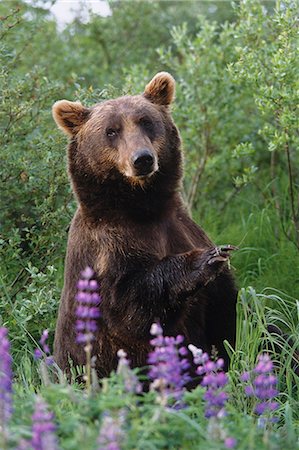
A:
52;100;90;136
143;72;175;106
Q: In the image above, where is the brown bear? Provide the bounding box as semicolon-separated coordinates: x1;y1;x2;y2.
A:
52;72;237;379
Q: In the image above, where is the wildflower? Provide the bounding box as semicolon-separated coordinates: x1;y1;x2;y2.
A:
40;330;50;354
98;410;126;450
189;344;236;447
189;344;229;418
34;330;54;366
117;349;142;394
34;349;43;359
75;267;101;392
188;344;209;367
241;353;279;419
0;327;13;438
224;436;237;448
75;266;101;344
148;323;190;405
31;396;58;450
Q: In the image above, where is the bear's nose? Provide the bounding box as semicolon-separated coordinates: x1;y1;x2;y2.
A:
132;149;154;174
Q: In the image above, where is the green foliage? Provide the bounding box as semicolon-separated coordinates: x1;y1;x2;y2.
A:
151;1;298;242
229;0;299;247
153;16;263;211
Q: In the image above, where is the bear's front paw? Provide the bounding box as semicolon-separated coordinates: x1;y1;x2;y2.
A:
207;245;237;266
189;245;237;287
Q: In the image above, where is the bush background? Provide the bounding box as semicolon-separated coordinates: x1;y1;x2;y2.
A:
0;0;298;448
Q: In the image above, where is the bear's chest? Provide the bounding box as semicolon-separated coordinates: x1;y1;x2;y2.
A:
93;211;207;270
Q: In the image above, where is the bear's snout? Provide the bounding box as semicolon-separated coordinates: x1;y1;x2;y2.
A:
132;149;155;176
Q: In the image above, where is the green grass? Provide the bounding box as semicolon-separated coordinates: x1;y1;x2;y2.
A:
197;200;299;299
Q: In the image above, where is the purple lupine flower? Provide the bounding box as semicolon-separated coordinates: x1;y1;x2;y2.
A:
40;330;50;355
31;396;58;450
34;330;54;366
241;353;279;418
34;349;43;359
189;344;236;447
116;349;142;394
148;323;190;405
75;267;101;344
189;344;229;419
98;410;126;450
0;327;13;435
224;437;237;448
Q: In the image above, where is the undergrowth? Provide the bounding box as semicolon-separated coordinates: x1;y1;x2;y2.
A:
1;286;298;450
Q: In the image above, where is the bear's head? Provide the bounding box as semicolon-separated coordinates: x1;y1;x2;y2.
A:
52;72;183;218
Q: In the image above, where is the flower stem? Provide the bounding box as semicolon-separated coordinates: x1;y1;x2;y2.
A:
85;342;92;395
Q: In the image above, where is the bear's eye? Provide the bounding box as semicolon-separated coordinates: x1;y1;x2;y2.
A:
139;117;154;132
106;128;118;138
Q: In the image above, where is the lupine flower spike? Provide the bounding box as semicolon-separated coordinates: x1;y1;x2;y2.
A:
98;410;126;450
224;437;237;449
34;330;54;366
31;396;58;450
117;349;142;394
75;266;101;392
148;323;190;406
241;353;279;426
189;344;229;419
34;330;55;386
0;327;13;444
75;266;101;344
189;344;236;449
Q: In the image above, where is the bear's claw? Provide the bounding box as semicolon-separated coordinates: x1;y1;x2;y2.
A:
207;245;237;265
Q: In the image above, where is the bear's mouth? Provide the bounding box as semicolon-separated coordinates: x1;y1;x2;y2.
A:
124;159;159;181
134;168;156;177
124;167;158;186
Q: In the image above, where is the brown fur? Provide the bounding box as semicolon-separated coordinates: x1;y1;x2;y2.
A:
52;72;237;379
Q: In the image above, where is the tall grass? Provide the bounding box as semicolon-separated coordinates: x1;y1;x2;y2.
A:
199;202;299;299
